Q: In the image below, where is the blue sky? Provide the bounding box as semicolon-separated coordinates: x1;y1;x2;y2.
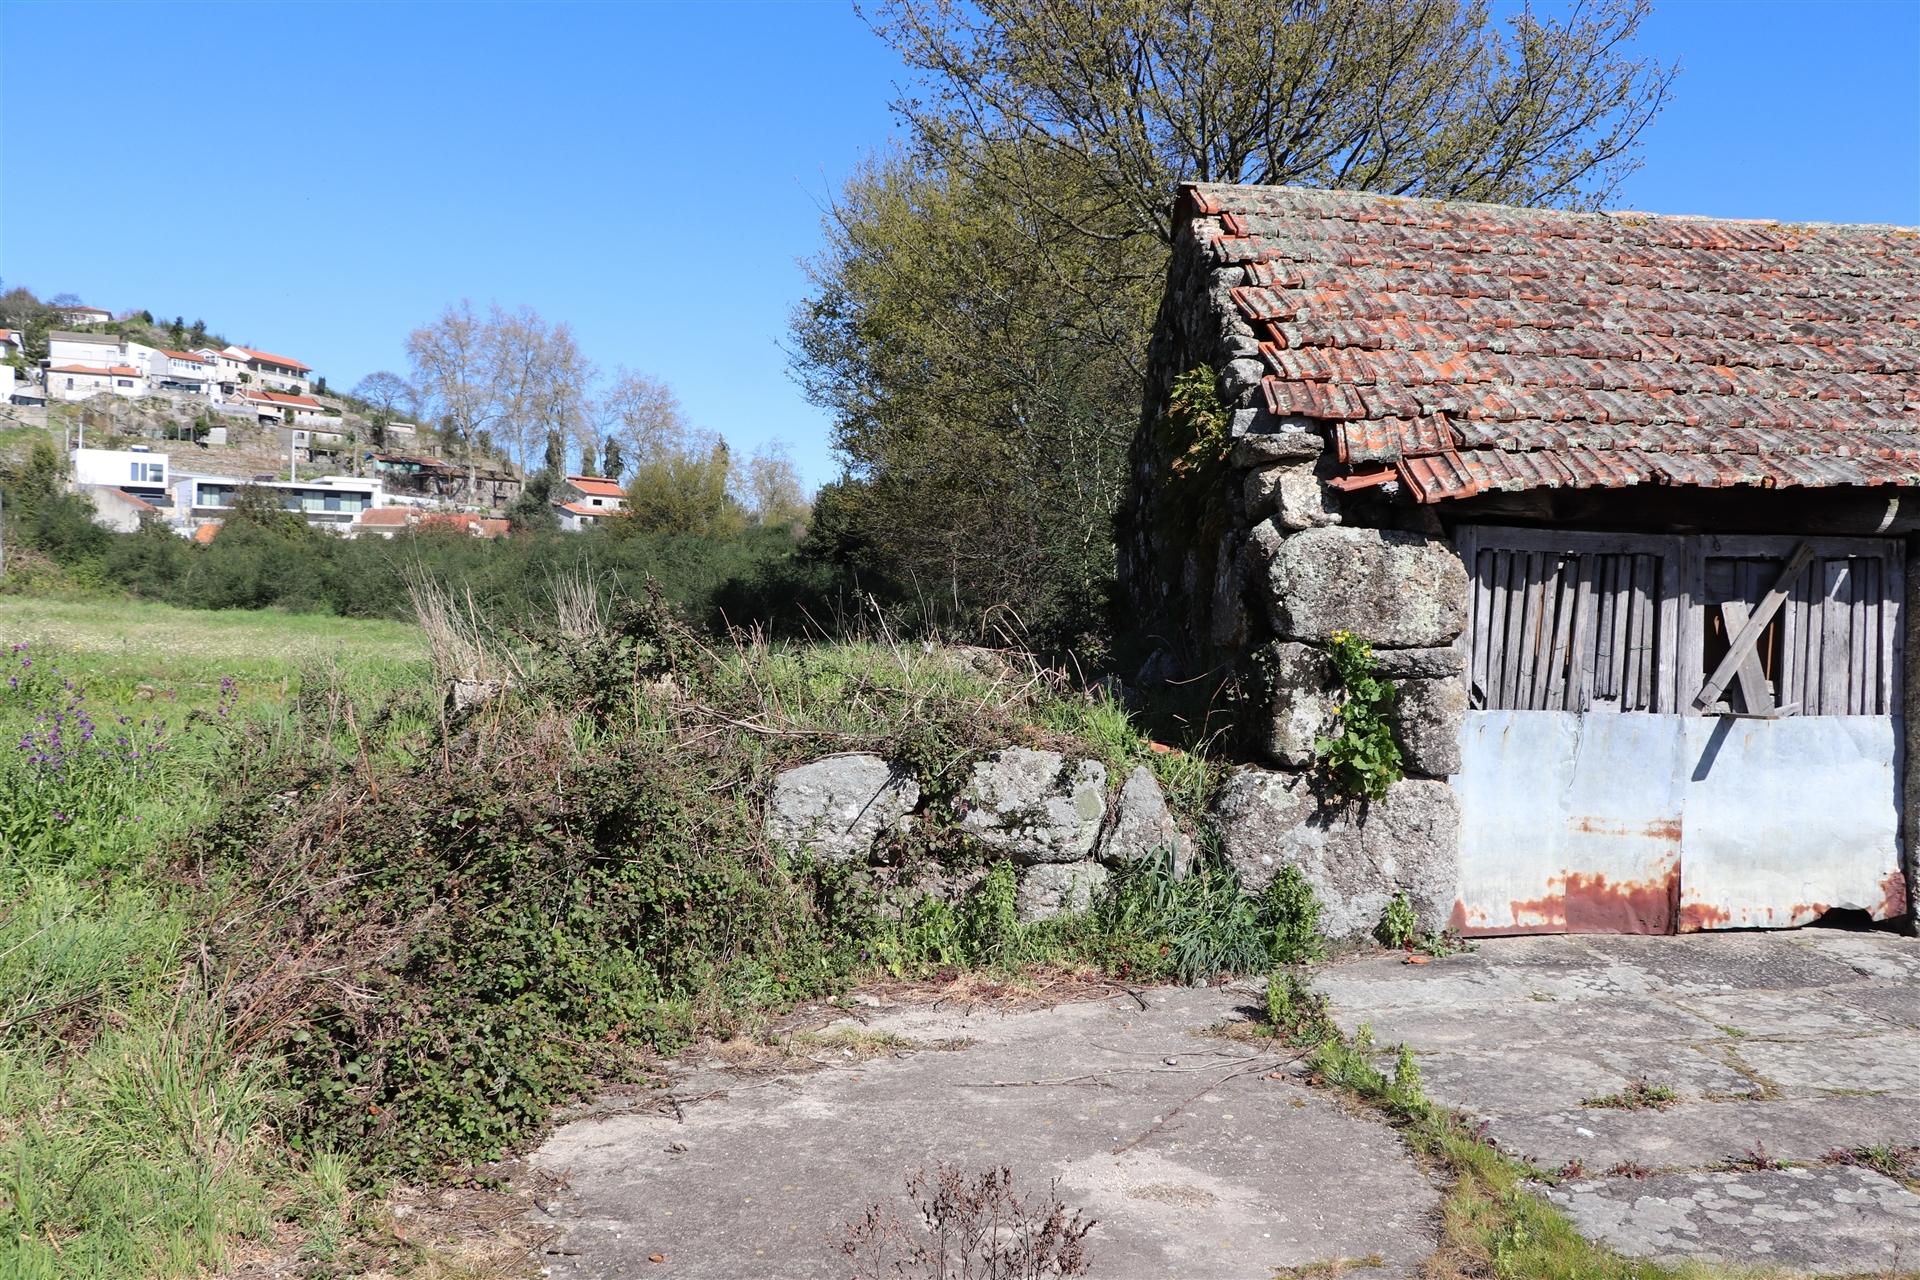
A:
2;1;1916;488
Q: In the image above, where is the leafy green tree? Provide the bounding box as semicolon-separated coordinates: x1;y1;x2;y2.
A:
622;438;743;537
169;316;186;346
601;435;625;482
794;0;1673;646
544;429;566;476
792;150;1143;643
507;469;562;532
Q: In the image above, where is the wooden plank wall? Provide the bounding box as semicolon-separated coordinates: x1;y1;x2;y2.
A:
1462;527;1904;717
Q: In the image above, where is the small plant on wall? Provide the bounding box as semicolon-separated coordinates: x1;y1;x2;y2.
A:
1314;630;1403;800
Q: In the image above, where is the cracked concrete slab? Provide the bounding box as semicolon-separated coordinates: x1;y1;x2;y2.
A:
1545;1166;1920;1276
528;988;1441;1279
1318;931;1920;1273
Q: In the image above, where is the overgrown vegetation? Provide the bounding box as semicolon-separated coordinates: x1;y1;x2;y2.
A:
0;439;839;632
0;580;1334;1272
1315;629;1404;800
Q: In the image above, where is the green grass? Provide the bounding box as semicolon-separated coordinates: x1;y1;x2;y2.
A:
0;596;428;1278
0;595;427;711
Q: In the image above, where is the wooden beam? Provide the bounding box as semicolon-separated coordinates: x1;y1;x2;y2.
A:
1693;542;1815;712
1717;600;1776;715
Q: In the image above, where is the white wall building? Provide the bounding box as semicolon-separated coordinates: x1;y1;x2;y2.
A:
171;471;382;534
54;305;111;327
219;345;313;395
46;364;144;400
72;446;169;492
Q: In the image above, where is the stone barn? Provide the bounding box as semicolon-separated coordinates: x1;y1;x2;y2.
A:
1123;183;1919;940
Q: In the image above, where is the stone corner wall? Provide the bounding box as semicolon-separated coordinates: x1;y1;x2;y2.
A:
1121;228;1475;942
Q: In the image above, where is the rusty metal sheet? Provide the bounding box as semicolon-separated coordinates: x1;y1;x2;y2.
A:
1455;711;1907;936
1677;715;1905;929
1453;712;1685;936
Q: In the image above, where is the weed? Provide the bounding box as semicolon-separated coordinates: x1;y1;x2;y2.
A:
1376;892;1417;950
1261;863;1327;965
1715;1144;1784;1172
1313;631;1402;800
1604;1161;1654;1179
1581;1079;1678;1111
1827;1144;1920;1177
840;1164;1095;1279
1264;969;1333;1046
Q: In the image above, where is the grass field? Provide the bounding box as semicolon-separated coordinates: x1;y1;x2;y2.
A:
0;595;428;711
0;595;428;1279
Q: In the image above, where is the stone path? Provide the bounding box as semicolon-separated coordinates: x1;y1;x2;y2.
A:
1315;930;1920;1276
529;987;1440;1279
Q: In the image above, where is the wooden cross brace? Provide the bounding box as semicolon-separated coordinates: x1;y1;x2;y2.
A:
1692;541;1814;715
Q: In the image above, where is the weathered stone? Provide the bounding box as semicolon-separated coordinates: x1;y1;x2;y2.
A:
1222;357;1267;403
1273;458;1342;531
1231;430;1325;468
958;748;1107;863
1102;765;1194;874
765;754;920;863
1245;456;1339;522
1209;530;1250;650
1213;769;1459;940
1266;526;1468;648
1396;676;1466;778
1371;646;1465;679
1016;860;1111;921
1242;517;1285;572
1253;642;1337;769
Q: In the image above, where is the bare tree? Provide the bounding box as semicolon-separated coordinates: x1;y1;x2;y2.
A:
595;367;689;471
406;300;495;484
351;370;415;419
739;440;811;528
867;0;1677;245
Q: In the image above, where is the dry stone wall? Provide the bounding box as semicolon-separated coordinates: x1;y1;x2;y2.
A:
1121;220;1476;941
762;749;1191;923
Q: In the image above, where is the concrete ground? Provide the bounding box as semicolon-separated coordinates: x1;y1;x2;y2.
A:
528;931;1920;1278
528;986;1441;1279
1316;930;1920;1276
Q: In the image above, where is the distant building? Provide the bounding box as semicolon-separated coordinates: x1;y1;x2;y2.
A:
0;329;23;359
72;446;169;494
238;388;340;426
352;507;510;540
54;304;111;327
70;447;173;531
154;349;217;396
365;451;523;512
46;364;144;400
171;471;382;534
218;345;313;395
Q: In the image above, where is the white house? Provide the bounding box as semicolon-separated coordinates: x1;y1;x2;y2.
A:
153;348;216;396
47;330;125;369
0;329;23;360
171;471;382;534
54;304;111;327
72;446;169;493
70;447;172;531
219;345;312;395
236;388;341;426
46;364;144;400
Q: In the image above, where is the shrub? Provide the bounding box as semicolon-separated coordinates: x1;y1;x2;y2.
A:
1377;891;1418;950
1314;629;1403;800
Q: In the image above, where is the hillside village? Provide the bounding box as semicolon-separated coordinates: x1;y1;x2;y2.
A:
2;300;628;541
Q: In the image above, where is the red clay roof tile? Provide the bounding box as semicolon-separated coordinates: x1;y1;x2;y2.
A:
1189;183;1920;500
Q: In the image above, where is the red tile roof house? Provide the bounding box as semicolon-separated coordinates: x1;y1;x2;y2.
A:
1122;184;1919;943
553;475;626;532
